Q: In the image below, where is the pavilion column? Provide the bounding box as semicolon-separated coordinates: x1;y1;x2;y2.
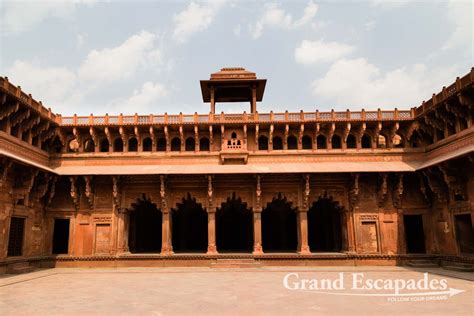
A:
210;86;216;114
161;208;173;255
252;207;263;255
344;209;356;253
251;85;257;113
297;208;311;255
117;209;129;253
206;207;218;254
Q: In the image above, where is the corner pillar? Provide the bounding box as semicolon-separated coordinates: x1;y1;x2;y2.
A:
206;207;218;255
297;208;311;255
161;208;173;255
252;207;263;255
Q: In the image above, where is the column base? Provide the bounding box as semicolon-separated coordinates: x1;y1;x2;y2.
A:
298;245;311;255
160;246;174;256
252;245;264;255
206;245;218;255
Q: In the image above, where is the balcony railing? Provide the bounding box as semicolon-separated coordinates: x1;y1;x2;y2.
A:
57;108;415;126
0;76;58;122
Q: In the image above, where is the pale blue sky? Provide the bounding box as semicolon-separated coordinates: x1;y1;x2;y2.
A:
0;0;472;115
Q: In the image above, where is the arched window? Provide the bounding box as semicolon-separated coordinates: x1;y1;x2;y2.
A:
361;134;372;149
258;135;268;150
113;138;123;152
142;137;152;152
231;132;237;139
273;136;283;150
346;134;356;149
157;138;166;151
393;134;404;148
100;138;109;152
316;135;326;149
287;135;297;150
200;137;210;151
185;137;195;151
377;134;386;148
332;135;342;149
302;135;312;150
171;137;181;151
84;139;95;153
128;137;138;152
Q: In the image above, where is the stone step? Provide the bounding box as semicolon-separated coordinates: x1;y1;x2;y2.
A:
7;262;35;274
406;260;438;268
442;262;474;272
211;259;261;268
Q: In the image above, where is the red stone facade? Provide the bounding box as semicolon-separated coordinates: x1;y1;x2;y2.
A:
0;68;473;272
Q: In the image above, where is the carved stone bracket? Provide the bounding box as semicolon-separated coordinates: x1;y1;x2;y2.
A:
392;174;404;209
438;164;466;200
0;158;13;188
45;175;58;210
349;173;360;209
0;101;19;121
112;175;121;210
255;175;262;211
302;174;310;211
422;169;448;203
69;176;79;210
83;176;94;209
207;175;213;208
377;173;388;208
160;175;167;211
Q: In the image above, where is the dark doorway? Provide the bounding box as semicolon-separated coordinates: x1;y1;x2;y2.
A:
216;194;253;252
200;137;210;151
100;138;109;152
262;194;297;252
332;135;342;149
287;135;297;150
317;135;327;149
308;198;342;252
302;135;312;149
143;137;152;151
347;134;357;148
258;135;268;150
185;137;195;151
128;137;138;152
52;218;70;254
157;138;166;151
273;136;283;150
455;214;474;254
171;137;181;151
7;217;25;257
128;197;162;253
404;215;426;253
361;134;372;148
172;194;208;253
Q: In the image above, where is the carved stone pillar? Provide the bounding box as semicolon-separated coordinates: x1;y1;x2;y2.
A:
117;209;129;254
297;209;311;255
161;208;173;255
206;207;218;255
252;207;263;255
344;210;356;253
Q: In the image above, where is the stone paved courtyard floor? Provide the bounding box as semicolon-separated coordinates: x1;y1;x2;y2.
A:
0;266;472;315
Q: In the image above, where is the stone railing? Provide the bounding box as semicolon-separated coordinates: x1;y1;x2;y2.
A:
0;77;58;122
414;68;474;117
58;108;415;126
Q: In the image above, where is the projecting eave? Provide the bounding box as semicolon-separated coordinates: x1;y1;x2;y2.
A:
52;161;421;176
200;79;267;102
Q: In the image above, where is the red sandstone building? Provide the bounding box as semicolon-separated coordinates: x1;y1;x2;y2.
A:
0;67;473;272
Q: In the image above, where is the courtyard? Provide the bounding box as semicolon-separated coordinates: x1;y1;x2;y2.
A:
0;266;472;315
